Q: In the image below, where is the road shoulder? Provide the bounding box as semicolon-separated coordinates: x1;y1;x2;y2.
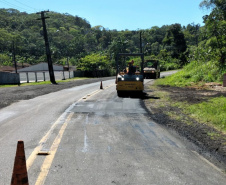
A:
143;81;226;170
0;77;114;109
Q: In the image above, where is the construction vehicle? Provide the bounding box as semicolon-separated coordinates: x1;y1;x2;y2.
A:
143;59;160;79
116;53;144;96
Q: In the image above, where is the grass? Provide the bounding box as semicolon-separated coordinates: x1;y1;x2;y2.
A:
164;89;226;132
154;64;226;133
207;132;221;139
150;60;226;132
175;98;226;132
0;77;89;88
156;60;225;87
184;97;226;131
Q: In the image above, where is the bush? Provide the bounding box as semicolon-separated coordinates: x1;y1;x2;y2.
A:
160;58;180;71
156;60;226;87
0;53;12;66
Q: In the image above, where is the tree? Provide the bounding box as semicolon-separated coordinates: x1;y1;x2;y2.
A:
77;53;109;71
163;24;187;66
0;29;12;52
183;23;200;46
200;0;226;64
200;0;226;18
0;8;197;70
108;37;129;60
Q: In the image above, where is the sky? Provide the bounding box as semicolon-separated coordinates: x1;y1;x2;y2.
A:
0;0;210;30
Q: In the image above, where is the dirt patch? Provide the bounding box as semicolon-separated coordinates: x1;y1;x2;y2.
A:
143;81;226;167
158;85;226;104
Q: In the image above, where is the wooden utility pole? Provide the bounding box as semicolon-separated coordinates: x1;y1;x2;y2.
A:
37;10;57;84
140;31;142;53
139;31;144;75
67;57;70;78
12;41;17;73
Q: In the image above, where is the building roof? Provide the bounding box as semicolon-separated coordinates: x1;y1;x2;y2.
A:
0;63;30;73
17;62;64;73
0;66;15;72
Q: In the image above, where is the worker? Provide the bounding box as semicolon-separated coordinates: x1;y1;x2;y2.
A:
128;60;136;75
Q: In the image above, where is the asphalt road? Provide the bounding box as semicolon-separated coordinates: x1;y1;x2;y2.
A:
0;75;226;184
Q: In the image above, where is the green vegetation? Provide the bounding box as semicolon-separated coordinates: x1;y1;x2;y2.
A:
2;1;224;74
155;60;226;87
152;0;226;132
150;83;226;132
155;0;226;86
175;97;226;132
0;1;225;82
187;97;226;131
156;0;226;86
0;8;200;72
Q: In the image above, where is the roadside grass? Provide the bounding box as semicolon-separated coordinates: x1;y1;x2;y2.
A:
0;77;89;88
156;60;225;87
183;97;226;132
207;132;221;140
0;84;18;88
152;79;226;133
150;60;226;133
168;96;226;132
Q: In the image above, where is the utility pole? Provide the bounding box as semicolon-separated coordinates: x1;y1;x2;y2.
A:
195;25;199;47
67;57;70;78
140;31;142;53
139;31;144;75
12;41;17;73
37;10;57;84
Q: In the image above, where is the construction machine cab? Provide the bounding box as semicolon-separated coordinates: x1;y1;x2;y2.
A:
116;53;144;96
143;59;160;79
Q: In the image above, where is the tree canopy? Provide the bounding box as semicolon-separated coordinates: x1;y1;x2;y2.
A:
0;3;225;73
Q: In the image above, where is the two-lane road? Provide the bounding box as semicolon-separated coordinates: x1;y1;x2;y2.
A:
0;76;226;184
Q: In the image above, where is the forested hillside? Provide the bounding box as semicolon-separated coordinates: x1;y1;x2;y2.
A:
156;0;226;84
0;0;225;76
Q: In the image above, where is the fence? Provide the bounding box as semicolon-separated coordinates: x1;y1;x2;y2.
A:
19;71;74;83
0;72;20;85
0;69;113;84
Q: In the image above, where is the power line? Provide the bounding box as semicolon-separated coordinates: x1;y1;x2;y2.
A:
13;0;37;12
0;0;35;13
0;0;30;12
0;0;21;9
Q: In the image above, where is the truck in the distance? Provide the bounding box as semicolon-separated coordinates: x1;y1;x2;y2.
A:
143;59;160;79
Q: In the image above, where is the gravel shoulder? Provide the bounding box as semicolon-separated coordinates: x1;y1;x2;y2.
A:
0;77;114;109
143;81;226;169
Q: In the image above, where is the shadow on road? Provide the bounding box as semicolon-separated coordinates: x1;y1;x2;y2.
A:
118;92;160;100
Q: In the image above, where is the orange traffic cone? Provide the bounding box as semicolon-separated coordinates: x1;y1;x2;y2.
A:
100;81;103;89
11;140;29;185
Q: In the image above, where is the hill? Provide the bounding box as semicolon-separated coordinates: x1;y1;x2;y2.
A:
0;8;200;72
0;0;225;78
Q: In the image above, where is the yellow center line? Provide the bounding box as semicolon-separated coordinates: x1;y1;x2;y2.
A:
26;116;63;170
35;112;74;185
26;81;115;182
82;83;115;100
26;95;84;170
